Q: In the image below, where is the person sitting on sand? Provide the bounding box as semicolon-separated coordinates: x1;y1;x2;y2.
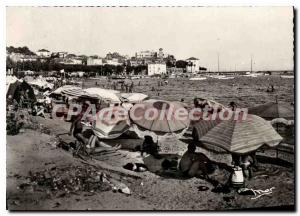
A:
231;151;258;179
179;143;215;179
198;98;209;110
69;104;121;153
69;106;87;145
141;136;161;159
193;98;200;108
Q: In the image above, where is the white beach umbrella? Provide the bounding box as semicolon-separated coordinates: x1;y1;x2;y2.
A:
85;87;121;103
120;93;149;103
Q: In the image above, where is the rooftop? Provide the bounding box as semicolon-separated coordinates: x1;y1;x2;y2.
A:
186;57;199;60
38;49;50;52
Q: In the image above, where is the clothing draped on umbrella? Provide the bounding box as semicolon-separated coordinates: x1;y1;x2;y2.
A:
270;118;294;126
92;106;130;139
192;113;283;154
190;98;226;126
129;99;190;140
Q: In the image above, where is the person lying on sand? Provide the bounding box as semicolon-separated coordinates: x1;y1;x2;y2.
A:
179;143;215;179
86;133;121;154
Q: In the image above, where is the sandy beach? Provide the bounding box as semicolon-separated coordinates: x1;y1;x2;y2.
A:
6;75;295;210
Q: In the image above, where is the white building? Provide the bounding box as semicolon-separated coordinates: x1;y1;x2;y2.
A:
136;50;156;59
105;58;122;66
36;49;51;57
8;53;37;62
53;52;68;58
62;58;83;65
186;57;201;73
87;57;103;66
147;63;167;76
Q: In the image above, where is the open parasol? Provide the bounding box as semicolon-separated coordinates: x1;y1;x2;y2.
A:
248;101;294;120
192;113;283;154
129;99;190;140
85;87;121;104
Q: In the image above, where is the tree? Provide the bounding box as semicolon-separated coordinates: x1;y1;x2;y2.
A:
134;65;147;75
166;60;174;67
116;65;124;74
175;60;188;68
6;46;36;55
6;57;13;69
126;65;134;74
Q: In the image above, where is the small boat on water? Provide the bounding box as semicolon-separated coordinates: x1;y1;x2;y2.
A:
218;76;234;80
243;74;263;78
280;75;294;79
206;75;234;80
189;76;207;81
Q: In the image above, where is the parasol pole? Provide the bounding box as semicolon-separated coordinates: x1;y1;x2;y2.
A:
275;95;279;131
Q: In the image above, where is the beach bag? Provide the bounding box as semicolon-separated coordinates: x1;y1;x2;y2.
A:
231;166;244;188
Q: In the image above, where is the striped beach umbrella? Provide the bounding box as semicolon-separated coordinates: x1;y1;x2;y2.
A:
129;99;190;139
51;85;79;95
248;101;294;120
61;87;85;97
61;87;98;100
192;114;283;154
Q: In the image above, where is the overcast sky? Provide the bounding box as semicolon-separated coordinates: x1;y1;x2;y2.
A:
6;6;293;71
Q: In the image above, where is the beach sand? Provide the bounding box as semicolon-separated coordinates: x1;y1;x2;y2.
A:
6;75;295;210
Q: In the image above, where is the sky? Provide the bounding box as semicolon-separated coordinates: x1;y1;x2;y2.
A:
6;6;294;71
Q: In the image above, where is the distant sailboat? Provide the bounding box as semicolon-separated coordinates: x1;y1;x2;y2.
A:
280;75;294;79
243;55;263;77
